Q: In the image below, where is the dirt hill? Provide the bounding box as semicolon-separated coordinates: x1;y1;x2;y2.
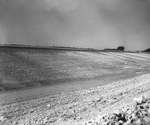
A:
0;48;150;92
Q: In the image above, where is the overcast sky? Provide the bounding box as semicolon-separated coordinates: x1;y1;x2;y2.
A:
0;0;150;50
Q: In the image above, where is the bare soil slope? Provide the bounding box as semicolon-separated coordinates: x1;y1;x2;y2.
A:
0;48;150;91
1;73;150;125
1;48;150;124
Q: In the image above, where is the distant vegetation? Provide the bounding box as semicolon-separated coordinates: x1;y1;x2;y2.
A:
0;44;127;52
143;48;150;52
0;44;98;51
117;46;125;51
104;46;125;52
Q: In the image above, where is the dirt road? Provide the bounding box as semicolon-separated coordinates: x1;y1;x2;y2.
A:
1;73;150;125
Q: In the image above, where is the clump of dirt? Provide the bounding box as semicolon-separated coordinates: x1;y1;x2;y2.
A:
90;95;150;125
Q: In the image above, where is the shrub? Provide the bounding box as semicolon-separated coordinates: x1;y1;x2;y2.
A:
117;46;125;51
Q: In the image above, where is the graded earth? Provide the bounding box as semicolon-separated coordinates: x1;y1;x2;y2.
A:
0;48;150;125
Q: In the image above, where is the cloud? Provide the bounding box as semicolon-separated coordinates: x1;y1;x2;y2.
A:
0;0;71;45
0;0;150;50
44;0;80;12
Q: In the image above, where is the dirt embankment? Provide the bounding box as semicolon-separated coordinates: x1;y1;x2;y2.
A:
0;73;150;125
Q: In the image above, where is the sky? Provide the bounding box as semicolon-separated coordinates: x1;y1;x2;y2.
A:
0;0;150;50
